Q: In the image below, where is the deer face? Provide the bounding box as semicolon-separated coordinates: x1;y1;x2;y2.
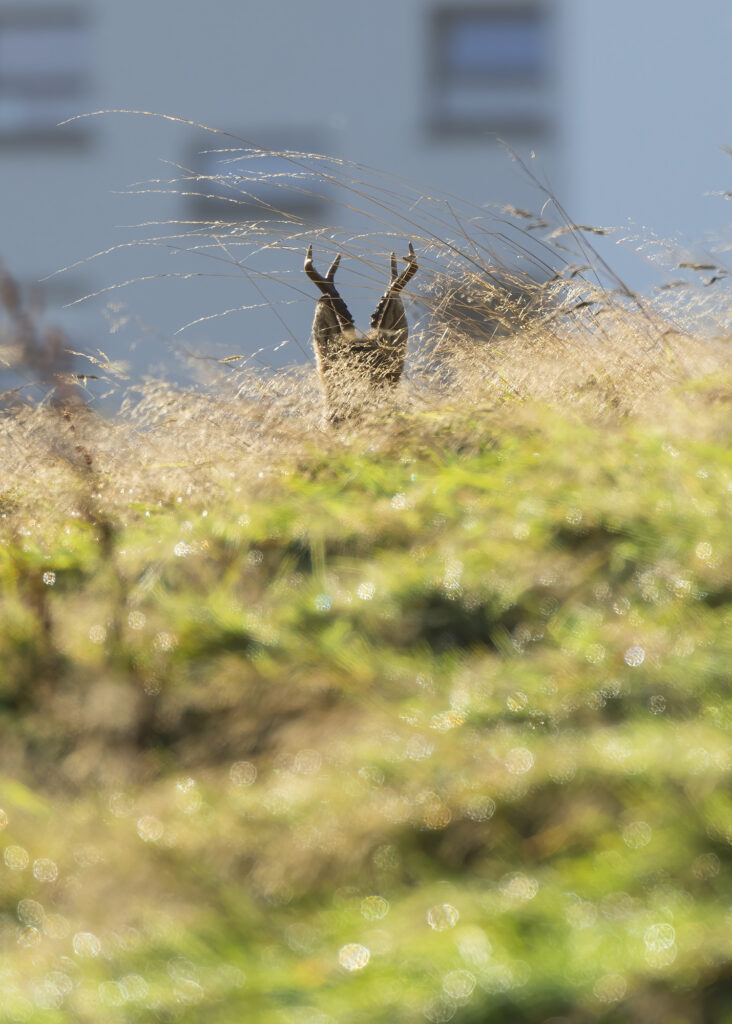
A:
305;244;418;423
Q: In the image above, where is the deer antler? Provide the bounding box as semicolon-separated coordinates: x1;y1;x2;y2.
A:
304;246;354;330
388;242;418;293
306;242;418;423
304;246;341;293
370;243;418;331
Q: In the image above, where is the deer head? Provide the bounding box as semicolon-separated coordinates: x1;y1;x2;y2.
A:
305;243;418;423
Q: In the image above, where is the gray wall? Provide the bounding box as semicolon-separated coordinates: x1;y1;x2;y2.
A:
1;0;731;388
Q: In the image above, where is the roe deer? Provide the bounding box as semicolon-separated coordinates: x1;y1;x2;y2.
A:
305;243;418;423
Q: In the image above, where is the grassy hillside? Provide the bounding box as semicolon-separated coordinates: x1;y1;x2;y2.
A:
0;354;730;1023
1;138;731;1021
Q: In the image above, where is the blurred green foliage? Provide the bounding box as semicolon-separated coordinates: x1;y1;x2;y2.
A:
0;384;730;1024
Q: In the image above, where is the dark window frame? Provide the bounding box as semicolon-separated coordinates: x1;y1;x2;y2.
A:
0;4;92;148
185;133;332;223
427;2;554;140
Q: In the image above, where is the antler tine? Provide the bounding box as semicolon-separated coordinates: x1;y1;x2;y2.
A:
304;243;317;280
305;245;343;295
305;245;355;331
390;242;418;293
326;253;341;282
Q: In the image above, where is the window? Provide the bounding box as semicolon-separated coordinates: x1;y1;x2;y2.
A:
187;131;332;222
428;4;553;138
0;7;91;145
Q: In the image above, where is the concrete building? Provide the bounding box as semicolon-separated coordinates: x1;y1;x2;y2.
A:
1;0;731;387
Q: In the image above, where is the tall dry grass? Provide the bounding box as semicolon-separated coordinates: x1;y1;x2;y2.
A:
1;119;731;1024
1;113;730;509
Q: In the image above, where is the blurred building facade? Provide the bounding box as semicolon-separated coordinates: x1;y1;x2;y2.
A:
1;0;731;383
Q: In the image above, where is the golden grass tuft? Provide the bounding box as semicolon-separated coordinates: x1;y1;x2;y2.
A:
1;118;730;507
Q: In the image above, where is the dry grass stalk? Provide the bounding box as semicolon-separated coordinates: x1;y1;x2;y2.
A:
1;113;730;502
